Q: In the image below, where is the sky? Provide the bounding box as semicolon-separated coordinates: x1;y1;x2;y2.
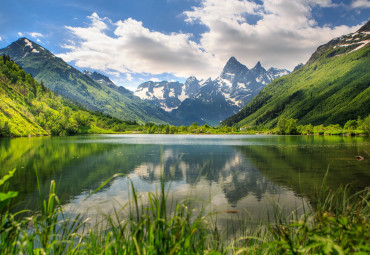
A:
0;0;369;91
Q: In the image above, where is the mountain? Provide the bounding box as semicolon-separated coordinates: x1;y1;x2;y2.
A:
293;63;304;72
171;78;240;126
83;70;132;95
134;80;185;111
0;55;136;137
135;57;289;126
83;70;115;87
0;38;171;124
222;21;370;128
134;77;203;113
172;58;289;126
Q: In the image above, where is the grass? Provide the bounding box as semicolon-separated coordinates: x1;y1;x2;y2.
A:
0;167;369;254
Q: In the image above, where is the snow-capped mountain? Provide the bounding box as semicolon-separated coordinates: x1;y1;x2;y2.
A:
213;58;289;108
0;37;55;62
134;76;204;112
135;57;289;125
134;81;185;111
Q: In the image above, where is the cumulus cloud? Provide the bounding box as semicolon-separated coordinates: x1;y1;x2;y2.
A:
184;0;360;70
18;32;24;37
351;0;370;8
59;1;362;81
29;32;44;38
58;12;219;79
0;36;2;42
125;73;134;81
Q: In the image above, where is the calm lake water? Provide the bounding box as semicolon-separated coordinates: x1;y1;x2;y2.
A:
1;134;369;227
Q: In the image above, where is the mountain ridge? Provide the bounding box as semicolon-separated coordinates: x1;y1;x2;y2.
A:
135;57;290;125
0;38;172;124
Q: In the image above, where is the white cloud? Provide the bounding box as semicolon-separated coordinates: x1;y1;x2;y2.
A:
29;32;44;38
184;0;360;70
0;36;2;41
351;0;370;8
18;32;24;37
150;78;160;82
125;73;134;81
106;71;120;77
58;12;219;79
59;2;362;82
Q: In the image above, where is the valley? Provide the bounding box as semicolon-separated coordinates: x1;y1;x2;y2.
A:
0;2;369;254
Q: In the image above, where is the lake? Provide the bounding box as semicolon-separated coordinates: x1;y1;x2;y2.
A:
1;134;369;229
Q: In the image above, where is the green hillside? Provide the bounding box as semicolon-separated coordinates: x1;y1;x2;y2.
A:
0;38;171;124
0;55;138;137
222;23;370;128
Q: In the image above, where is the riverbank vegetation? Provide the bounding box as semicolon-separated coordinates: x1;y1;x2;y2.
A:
0;168;369;254
133;117;370;135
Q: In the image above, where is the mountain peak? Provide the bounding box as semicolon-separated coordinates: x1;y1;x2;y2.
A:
307;20;370;64
224;56;245;69
358;20;370;32
203;77;213;84
293;63;304;72
185;76;198;83
184;76;201;97
83;70;92;75
1;37;52;60
18;37;32;43
16;37;41;50
220;56;249;79
253;61;262;69
227;56;238;63
84;70;116;87
17;37;37;49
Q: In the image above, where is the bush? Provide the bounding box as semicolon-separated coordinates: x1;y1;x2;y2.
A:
277;117;298;135
359;115;370;134
0;121;11;137
344;119;357;130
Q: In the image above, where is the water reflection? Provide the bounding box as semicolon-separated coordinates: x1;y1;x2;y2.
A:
1;134;369;227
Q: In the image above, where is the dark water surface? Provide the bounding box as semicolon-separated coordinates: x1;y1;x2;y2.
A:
1;134;369;225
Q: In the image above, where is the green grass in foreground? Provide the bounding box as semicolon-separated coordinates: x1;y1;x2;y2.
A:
0;168;369;254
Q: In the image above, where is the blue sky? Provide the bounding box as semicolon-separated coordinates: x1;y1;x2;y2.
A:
1;0;369;90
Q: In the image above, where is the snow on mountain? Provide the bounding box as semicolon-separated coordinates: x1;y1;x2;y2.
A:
134;57;290;125
24;39;33;48
134;81;185;111
209;58;290;108
307;21;370;65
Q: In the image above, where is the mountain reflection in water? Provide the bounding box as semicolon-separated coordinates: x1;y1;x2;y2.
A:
1;134;369;228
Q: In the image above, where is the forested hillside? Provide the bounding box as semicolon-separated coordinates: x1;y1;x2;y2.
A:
0;55;137;137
